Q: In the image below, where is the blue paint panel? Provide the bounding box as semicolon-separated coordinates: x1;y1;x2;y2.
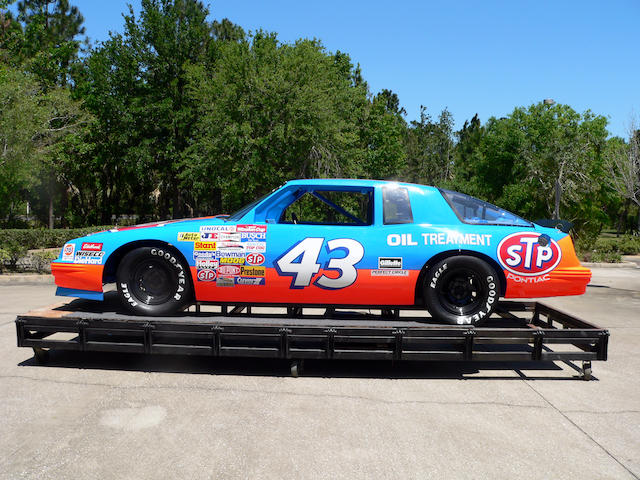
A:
56;287;104;301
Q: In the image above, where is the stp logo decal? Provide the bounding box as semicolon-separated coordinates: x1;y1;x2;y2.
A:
246;253;265;266
197;269;216;282
62;243;75;260
497;232;562;276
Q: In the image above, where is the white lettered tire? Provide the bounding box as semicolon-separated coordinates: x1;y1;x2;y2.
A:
424;256;500;325
116;246;192;315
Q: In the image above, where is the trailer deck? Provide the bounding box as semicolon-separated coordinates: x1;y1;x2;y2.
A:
16;294;609;379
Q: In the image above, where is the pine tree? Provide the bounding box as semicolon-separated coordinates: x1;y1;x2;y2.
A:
17;0;85;86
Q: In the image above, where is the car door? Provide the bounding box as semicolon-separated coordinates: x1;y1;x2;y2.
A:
262;185;381;305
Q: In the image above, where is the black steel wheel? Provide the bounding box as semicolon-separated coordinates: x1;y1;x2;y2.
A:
424;256;500;325
116;246;192;315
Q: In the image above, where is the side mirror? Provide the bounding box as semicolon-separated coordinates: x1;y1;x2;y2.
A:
538;234;550;247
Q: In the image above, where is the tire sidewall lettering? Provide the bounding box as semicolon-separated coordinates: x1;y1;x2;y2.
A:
426;257;500;326
119;247;189;310
429;263;448;289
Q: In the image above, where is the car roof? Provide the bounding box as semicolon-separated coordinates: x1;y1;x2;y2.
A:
284;178;438;191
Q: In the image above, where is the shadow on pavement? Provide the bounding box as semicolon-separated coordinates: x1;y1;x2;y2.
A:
17;348;593;381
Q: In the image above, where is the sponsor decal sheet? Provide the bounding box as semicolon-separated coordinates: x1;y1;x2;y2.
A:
179;224;267;287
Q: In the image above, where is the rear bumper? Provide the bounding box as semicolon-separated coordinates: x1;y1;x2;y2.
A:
504;266;592;298
51;262;104;293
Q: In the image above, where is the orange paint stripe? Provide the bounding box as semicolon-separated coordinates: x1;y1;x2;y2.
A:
51;262;104;292
192;267;420;305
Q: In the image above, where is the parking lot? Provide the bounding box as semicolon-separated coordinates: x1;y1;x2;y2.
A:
1;267;639;480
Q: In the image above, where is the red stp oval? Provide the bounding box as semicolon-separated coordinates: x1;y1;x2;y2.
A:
246;253;265;266
197;269;216;281
497;232;562;276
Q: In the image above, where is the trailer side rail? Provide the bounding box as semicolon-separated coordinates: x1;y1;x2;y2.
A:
16;300;609;379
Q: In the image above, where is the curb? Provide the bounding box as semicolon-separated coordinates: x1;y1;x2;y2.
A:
0;274;54;284
582;262;638;269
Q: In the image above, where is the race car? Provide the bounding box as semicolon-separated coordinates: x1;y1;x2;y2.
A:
51;179;591;325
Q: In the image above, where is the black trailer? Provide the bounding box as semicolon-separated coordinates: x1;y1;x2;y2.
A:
16;295;609;379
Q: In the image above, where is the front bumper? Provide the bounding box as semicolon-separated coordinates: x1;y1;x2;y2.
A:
51;262;104;297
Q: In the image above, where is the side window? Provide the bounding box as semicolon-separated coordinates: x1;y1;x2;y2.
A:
280;189;372;226
440;189;532;227
383;186;413;224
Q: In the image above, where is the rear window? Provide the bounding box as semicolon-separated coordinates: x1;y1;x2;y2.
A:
383;186;413;224
440;189;532;227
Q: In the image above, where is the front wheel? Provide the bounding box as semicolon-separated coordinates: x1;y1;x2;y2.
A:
424;256;500;325
116;246;192;315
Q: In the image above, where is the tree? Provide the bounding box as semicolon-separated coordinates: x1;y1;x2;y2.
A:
67;33;143;225
606;118;640;232
211;17;244;42
182;32;368;212
449;102;610;239
360;90;407;179
404;106;454;185
17;0;85;87
120;0;214;218
0;65;85;226
451;113;483;192
0;2;24;66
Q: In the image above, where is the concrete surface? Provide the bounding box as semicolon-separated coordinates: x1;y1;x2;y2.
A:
0;274;54;284
0;268;639;479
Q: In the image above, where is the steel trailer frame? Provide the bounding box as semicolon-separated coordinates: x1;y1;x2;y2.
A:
16;299;609;379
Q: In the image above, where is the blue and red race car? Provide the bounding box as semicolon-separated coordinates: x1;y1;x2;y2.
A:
51;179;591;325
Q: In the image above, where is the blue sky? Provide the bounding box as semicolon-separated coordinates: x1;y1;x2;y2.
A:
54;1;640;137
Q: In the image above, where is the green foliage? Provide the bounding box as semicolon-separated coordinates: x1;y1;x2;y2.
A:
0;66;48;221
405;106;454;185
182;32;369;212
576;234;640;263
595;235;640;255
587;249;622;264
0;64;87;226
2;240;27;269
0;0;636;240
0;7;24;65
448;102;611;238
0;247;9;272
361;91;407;180
28;248;57;272
0;226;112;250
17;0;85;87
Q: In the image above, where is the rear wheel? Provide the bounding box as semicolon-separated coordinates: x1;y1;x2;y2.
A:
424;256;500;325
116;246;192;315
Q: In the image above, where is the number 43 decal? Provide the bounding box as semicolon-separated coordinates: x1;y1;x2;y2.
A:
275;238;364;290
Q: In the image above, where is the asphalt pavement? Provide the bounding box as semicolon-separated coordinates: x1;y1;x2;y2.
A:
0;267;638;480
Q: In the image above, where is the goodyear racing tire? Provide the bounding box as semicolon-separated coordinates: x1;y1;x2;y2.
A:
116;246;192;316
424;256;500;326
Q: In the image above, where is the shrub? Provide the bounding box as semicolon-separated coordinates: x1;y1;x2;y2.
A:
577;234;640;263
0;248;9;273
29;250;59;273
0;226;113;251
3;241;27;270
589;250;622;263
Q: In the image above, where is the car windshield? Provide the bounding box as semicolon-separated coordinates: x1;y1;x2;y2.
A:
440;189;533;227
225;190;275;222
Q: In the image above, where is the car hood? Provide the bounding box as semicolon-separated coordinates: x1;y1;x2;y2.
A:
103;215;229;233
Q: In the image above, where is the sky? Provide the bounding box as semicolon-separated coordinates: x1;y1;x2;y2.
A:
43;0;640;138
